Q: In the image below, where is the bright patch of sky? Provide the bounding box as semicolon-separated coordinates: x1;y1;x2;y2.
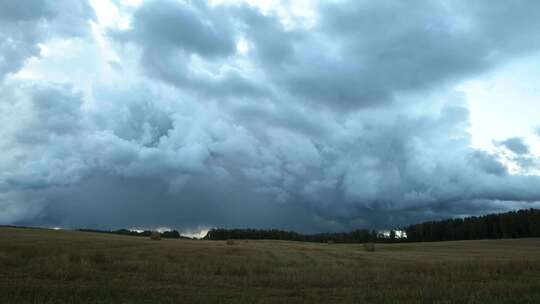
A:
459;52;540;155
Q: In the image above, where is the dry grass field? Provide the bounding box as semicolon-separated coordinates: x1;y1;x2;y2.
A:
1;227;540;303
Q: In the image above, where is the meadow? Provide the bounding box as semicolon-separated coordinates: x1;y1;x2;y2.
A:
1;227;540;303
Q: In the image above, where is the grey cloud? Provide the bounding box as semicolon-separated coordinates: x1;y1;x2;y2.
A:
6;82;540;231
237;6;298;66
295;104;540;228
111;0;269;99
122;0;236;58
497;137;530;155
30;85;84;133
2;85;540;231
0;191;45;224
0;22;42;80
0;1;54;21
493;137;539;173
91;86;173;147
0;83;88;191
45;0;95;37
108;1;277;103
19;173;320;232
2;1;540;232
8;84;84;144
0;0;94;80
118;1;540;109
240;0;540;110
467;151;507;176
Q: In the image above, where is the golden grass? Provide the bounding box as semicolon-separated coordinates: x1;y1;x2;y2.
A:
1;227;540;303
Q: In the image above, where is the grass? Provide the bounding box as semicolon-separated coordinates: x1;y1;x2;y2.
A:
1;228;540;303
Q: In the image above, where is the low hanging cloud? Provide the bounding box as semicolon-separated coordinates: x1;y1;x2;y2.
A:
1;0;540;232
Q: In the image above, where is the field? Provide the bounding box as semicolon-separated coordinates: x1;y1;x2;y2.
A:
1;228;540;303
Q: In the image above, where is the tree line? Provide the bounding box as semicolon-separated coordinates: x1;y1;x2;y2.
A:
76;228;192;239
204;208;540;243
204;228;388;243
403;208;540;242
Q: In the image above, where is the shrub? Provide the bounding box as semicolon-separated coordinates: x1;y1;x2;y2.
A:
363;243;375;252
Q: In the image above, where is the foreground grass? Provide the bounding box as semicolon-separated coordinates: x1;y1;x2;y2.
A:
1;228;540;303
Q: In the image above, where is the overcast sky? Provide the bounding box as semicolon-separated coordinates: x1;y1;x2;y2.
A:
1;0;540;233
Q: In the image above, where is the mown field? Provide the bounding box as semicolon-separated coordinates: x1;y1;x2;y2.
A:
1;228;540;303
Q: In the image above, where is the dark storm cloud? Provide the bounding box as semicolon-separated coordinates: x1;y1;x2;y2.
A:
5;83;539;231
2;0;540;232
19;173;321;232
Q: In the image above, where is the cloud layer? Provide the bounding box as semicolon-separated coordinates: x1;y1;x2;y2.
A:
1;0;540;232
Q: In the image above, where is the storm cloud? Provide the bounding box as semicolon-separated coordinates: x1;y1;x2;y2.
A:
1;0;540;233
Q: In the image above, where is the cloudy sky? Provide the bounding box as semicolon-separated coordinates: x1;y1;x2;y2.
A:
1;0;540;233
